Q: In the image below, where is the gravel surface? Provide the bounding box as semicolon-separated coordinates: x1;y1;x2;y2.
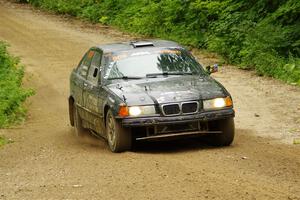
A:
0;1;299;199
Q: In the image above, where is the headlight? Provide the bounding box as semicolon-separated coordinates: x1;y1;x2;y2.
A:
203;96;233;110
129;106;141;116
128;106;156;116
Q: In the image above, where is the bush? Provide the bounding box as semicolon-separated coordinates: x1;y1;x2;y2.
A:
0;41;34;128
26;0;300;85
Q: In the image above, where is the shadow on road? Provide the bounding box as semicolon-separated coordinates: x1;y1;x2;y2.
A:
132;136;233;154
69;128;251;154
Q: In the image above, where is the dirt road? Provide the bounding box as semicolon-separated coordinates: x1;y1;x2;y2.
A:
0;1;300;199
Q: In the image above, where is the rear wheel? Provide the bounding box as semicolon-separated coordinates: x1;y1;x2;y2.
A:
73;102;87;137
106;110;132;152
207;117;235;146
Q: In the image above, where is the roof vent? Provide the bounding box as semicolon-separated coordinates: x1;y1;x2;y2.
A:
130;41;154;48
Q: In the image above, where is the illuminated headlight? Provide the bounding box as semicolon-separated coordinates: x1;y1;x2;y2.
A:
128;106;156;116
203;97;233;110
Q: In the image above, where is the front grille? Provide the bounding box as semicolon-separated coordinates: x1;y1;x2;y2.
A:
182;102;198;114
161;101;199;116
162;104;180;116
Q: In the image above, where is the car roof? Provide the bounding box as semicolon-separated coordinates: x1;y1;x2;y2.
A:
95;40;182;54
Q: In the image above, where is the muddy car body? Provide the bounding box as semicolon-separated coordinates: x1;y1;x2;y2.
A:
69;40;235;152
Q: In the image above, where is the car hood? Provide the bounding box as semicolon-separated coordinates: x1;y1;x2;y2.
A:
106;76;227;106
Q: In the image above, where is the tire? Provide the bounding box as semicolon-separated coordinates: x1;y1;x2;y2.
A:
69;99;74;127
73;102;87;137
208;117;235;146
106;110;132;153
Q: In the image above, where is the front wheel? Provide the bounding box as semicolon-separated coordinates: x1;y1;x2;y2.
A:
207;118;235;146
106;110;132;152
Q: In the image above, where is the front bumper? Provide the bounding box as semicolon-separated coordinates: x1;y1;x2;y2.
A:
121;108;234;127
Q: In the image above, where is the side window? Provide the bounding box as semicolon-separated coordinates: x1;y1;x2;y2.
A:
77;50;94;78
102;55;111;79
87;51;102;85
102;55;110;68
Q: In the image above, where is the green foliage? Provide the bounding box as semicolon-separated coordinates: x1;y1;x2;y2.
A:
0;41;34;128
26;0;300;85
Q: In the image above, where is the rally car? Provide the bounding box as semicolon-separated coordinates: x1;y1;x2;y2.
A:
69;40;235;152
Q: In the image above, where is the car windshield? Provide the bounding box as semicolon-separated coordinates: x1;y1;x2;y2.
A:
104;48;205;79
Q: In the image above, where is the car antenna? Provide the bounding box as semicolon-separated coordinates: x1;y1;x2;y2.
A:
122;95;127;102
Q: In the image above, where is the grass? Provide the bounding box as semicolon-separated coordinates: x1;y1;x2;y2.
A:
0;41;34;128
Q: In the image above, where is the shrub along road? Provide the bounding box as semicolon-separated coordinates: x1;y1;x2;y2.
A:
0;1;299;199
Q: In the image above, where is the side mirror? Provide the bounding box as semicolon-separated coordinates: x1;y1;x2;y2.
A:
206;64;218;75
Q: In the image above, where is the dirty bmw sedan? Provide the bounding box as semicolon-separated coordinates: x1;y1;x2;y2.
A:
69;40;235;152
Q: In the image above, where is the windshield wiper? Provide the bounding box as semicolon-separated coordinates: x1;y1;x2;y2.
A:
107;76;143;80
146;72;193;78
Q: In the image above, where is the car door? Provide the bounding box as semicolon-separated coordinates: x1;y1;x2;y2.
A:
73;50;93;119
82;49;105;134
